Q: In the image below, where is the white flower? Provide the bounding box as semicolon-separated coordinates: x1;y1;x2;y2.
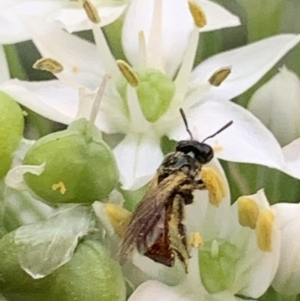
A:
93;159;280;300
248;66;300;146
271;202;300;297
0;0;127;44
1;0;300;190
127;188;281;301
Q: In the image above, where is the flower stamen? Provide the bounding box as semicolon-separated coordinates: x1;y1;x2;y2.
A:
255;209;274;252
189;232;203;248
210;240;219;258
33;58;63;74
82;0;101;24
117;60;139;87
148;0;164;71
237;197;260;229
188;1;207;28
89;74;111;124
200;166;226;207
209;67;232;86
105;204;131;238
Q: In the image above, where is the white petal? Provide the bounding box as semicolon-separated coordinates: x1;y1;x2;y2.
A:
168;100;285;170
21;16;104;89
248;66;300;146
0;1;61;43
122;0;193;77
230;192;280;297
190;34;300;101
0;45;9;83
78;83;128;134
98;85;129;133
128;280;197;301
12;138;35;167
50;5;126;33
15;205;95;278
113;134;164;190
185;159;231;240
282;137;300;179
0;2;126;43
5;163;46;191
0;79;77;124
132;252;186;286
272;203;300;296
197;0;240;32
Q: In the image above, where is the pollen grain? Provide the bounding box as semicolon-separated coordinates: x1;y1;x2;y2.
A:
52;181;67;195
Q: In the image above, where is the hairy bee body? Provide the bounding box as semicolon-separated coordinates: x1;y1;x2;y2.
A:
119;150;205;270
119;110;232;271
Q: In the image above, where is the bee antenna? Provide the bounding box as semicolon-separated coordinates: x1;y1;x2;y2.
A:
179;108;193;140
202;120;233;143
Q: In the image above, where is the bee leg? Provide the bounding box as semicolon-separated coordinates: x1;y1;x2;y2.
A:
168;195;190;272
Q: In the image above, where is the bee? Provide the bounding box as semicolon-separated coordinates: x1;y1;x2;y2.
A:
119;109;232;271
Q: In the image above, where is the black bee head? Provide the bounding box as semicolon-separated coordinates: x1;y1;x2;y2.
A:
175;140;214;164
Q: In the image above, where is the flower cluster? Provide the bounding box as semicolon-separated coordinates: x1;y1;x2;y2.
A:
0;0;300;301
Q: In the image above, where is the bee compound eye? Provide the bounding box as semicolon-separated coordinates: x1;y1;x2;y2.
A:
197;143;214;164
176;141;214;164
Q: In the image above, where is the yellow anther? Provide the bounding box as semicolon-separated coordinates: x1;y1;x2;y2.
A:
33;58;63;74
200;166;226;207
52;181;67;195
82;0;100;24
255;209;275;252
22;110;28;117
105;204;131;238
237;197;260;229
189;232;203;248
116;60;139;87
209;67;231;87
188;1;207;28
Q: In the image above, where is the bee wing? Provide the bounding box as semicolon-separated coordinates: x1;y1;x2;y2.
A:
119;171;188;264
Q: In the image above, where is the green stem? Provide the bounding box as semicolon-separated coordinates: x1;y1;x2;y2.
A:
236;0;284;42
3;44;28;80
277;294;297;301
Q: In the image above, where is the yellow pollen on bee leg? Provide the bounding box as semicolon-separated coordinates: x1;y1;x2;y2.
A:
255;209;275;252
104;204;132;238
52;181;67;195
116;60;139;87
82;0;101;24
209;67;231;87
33;58;64;74
200;166;226;207
189;232;203;248
237;197;260;229
188;1;207;28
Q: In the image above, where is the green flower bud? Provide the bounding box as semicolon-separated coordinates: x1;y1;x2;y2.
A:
0;232;126;301
0;92;24;178
199;240;240;294
136;69;175;123
23;118;119;204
